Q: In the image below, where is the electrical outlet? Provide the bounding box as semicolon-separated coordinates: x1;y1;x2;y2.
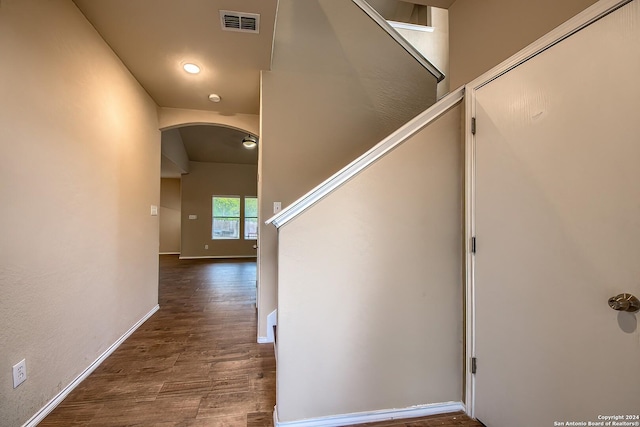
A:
12;359;26;388
204;244;208;249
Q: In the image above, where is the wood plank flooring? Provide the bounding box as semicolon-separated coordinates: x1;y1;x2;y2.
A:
349;412;483;427
41;255;482;427
41;256;274;426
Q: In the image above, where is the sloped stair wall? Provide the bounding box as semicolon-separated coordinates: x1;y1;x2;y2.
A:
274;95;464;423
258;0;442;340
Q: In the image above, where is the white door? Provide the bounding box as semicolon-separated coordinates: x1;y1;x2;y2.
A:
473;2;640;425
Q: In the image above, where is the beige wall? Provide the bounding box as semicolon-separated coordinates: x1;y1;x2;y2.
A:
160;178;181;253
277;104;463;422
181;162;257;258
448;0;598;88
0;1;160;425
158;107;259;137
161;129;190;174
258;0;439;338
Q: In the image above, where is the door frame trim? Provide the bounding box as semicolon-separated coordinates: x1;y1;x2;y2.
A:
463;0;634;417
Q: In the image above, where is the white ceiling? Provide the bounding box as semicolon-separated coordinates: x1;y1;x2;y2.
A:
73;0;278;115
73;0;450;175
72;0;452;117
180;125;258;164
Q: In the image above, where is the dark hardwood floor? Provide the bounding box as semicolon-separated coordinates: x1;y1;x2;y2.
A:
41;256;274;426
41;255;482;427
349;412;483;427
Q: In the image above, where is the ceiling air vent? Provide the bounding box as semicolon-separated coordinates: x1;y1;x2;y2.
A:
220;10;260;34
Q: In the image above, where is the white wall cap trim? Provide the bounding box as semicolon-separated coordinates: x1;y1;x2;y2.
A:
351;0;445;82
266;309;277;343
21;305;160;427
266;86;464;228
179;255;257;260
273;401;465;427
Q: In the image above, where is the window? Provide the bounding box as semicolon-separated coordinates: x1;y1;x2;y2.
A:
244;197;258;240
212;196;240;239
211;196;258;240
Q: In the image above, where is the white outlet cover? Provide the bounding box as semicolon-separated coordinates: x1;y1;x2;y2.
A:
273;202;282;214
12;359;26;388
189;214;197;220
150;205;158;216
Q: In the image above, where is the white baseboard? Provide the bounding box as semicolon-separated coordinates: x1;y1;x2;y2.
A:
179;255;257;260
266;309;277;343
21;304;160;427
273;401;465;427
159;252;180;255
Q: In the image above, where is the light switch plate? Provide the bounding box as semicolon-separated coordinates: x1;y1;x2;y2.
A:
189;214;197;220
273;202;281;214
150;205;158;216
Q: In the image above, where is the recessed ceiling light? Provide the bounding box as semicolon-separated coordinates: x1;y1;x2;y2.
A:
183;63;200;74
208;94;221;103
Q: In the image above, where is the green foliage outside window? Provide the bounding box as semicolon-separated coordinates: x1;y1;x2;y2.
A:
211;196;258;240
245;197;258;240
212;196;240;239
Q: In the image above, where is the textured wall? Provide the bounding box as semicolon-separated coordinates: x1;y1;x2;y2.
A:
0;1;160;424
160;179;181;253
395;6;450;98
449;0;598;87
277;104;463;422
258;0;439;339
158;108;259;136
181;162;258;258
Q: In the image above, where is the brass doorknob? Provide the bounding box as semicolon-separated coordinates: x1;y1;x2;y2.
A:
608;293;640;312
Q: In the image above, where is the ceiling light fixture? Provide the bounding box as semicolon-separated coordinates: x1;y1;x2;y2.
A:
208;93;221;103
183;63;201;74
242;135;258;149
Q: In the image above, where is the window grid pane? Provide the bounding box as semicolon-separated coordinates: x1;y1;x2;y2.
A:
244;197;258;240
244;218;258;240
212;196;240;240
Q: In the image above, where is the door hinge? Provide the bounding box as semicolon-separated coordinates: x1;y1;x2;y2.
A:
471;357;477;374
471;237;476;254
471;117;476;135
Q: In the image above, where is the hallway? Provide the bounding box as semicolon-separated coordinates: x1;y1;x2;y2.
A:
41;255;276;426
40;255;481;427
